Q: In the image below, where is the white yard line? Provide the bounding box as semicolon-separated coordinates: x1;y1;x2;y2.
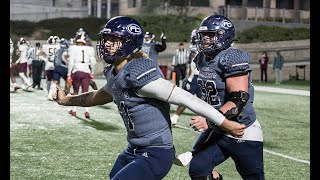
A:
254;86;310;96
174;124;310;165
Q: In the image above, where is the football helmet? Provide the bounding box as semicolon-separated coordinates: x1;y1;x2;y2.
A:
196;15;235;54
19;37;27;45
190;29;197;45
97;16;144;64
60;38;69;48
75;31;87;44
53;36;61;43
77;28;88;37
143;32;155;43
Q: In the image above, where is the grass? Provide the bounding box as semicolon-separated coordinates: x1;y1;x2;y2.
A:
10;79;310;180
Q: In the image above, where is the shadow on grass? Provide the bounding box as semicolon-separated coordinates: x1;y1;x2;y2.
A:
75;116;120;132
98;105;113;110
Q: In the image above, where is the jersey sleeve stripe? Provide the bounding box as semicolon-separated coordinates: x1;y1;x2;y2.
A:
136;68;157;80
231;62;248;67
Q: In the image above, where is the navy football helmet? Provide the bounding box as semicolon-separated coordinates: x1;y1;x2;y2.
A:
196;15;235;54
97;16;144;64
60;38;69;48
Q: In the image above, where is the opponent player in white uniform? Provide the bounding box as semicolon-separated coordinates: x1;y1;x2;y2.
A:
67;31;96;118
15;38;33;91
37;36;61;100
10;38;21;91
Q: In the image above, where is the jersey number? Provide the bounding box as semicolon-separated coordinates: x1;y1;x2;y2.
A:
197;79;221;107
49;48;56;62
81;50;85;63
119;101;134;131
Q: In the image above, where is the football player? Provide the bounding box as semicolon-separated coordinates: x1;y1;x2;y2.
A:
183;15;264;180
10;38;21;91
50;38;71;95
141;31;166;62
37;35;61;99
66;31;97;118
76;27;98;90
52;16;245;180
14;37;33;91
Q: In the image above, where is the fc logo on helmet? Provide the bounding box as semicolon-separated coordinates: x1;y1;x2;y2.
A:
220;20;233;29
126;24;142;35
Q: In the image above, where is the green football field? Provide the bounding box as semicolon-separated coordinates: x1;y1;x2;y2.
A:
10;79;310;180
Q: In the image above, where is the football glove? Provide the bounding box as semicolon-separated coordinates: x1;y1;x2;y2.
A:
182;78;191;91
67;75;73;83
89;73;94;81
160;32;166;40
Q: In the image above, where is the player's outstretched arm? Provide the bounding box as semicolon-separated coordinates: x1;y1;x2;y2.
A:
53;85;113;107
138;78;245;138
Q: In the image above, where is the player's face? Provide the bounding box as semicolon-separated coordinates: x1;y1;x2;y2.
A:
143;36;152;43
103;35;122;55
199;31;222;48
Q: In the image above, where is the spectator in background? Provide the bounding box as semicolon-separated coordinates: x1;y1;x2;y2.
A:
273;50;284;84
172;42;189;87
141;31;167;62
259;51;269;82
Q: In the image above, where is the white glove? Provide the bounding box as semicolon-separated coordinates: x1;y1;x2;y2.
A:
160;32;166;40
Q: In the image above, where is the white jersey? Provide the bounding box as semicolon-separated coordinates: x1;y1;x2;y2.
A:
10;38;14;67
68;45;96;75
16;44;29;64
41;44;60;70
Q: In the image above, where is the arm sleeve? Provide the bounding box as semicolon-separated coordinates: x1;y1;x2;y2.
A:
138;78;225;126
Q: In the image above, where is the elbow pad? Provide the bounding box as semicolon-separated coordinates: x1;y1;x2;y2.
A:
225;90;250;121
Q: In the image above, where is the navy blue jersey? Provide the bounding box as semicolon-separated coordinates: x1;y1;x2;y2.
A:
54;47;68;68
141;42;159;62
103;58;172;148
195;47;256;129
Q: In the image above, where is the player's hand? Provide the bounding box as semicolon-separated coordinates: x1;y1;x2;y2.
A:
160;32;166;40
53;85;67;105
89;73;94;81
220;119;245;138
67;75;72;83
182;78;192;91
190;116;208;132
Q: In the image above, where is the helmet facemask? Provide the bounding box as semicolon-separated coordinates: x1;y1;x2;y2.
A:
97;32;135;64
196;29;226;54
